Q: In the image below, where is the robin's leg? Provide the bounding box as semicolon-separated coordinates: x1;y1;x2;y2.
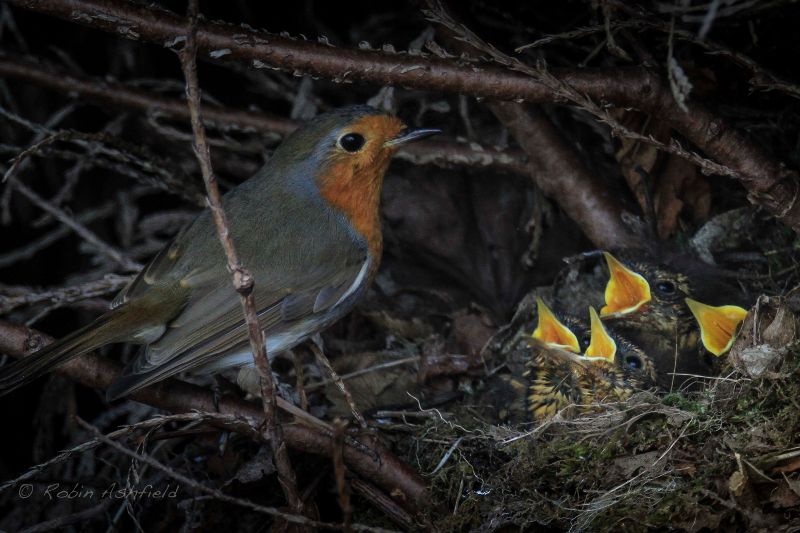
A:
211;374;241;456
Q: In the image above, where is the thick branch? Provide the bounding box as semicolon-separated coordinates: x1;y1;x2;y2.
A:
488;102;640;249
0;53;530;175
0;320;429;516
8;0;800;232
425;4;641;250
6;0;649;103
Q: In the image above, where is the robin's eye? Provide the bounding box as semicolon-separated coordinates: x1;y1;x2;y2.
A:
655;280;676;296
338;133;366;153
625;355;642;370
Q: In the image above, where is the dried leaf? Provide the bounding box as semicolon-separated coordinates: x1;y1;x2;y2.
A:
223;447;275;487
731;297;799;377
729;470;748;497
611;111;710;238
769;479;800;508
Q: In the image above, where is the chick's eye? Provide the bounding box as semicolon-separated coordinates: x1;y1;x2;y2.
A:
625;355;642;370
338;133;365;152
581;335;591;350
655;280;676;295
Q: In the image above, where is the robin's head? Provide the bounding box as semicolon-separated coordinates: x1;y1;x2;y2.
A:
599;252;692;328
581;307;656;383
272;105;440;255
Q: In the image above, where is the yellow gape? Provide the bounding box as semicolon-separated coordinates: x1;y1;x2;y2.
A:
685;298;747;356
600;252;652;316
532;297;580;353
584;307;616;363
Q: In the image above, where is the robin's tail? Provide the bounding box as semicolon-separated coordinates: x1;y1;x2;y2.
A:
0;306;142;397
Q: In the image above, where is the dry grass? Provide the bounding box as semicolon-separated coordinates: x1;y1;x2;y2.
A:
382;353;800;531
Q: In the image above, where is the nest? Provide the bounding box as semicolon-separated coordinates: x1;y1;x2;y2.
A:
386;354;800;531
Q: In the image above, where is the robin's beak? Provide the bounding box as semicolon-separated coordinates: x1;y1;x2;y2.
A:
685;298;747;356
384;128;442;147
584;307;617;363
532;297;580;353
600;252;652;317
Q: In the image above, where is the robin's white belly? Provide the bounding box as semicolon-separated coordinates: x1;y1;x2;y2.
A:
200;330;309;372
198;259;370;373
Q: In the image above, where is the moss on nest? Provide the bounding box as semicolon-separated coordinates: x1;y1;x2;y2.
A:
388;349;800;531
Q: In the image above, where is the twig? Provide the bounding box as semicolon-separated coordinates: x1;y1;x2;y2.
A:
425;4;642;249
19;500;113;533
0;106;204;203
0;201;116;268
333;419;353;532
177;0;301;514
305;355;420;392
0;320;430;518
487;101;642;249
0;411;258;494
10;0;800;231
75;418;394;532
0;52;531;175
3;177;142;271
0;275;132;315
424;0;737;179
430;436;464;475
605;0;800;99
309;341;367;429
293;351;309;412
349;478;419;531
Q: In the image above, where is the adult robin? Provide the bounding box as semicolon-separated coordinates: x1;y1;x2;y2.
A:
0;105;440;400
598;252;747;386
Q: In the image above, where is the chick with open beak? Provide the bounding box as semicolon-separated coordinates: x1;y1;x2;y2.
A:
685;299;748;356
598;252;751;386
525;305;655;420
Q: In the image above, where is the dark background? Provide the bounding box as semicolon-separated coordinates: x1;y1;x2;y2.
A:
1;0;799;530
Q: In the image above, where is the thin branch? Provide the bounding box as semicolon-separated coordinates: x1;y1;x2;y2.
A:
0;320;430;516
0;52;531;175
309;341;367;429
604;0;800;99
11;0;799;231
424;1;736;178
333;419;353;532
0;274;132;315
0;200;116;268
0;411;258;494
5;0;646;103
486;101;642;249
425;3;642;249
0;106;205;203
19;500;113;533
75;418;395;532
3;177;142;271
177;0;301;514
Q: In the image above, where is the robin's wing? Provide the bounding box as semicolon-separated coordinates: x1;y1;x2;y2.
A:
106;250;369;399
106;170;374;399
111;229;188;309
